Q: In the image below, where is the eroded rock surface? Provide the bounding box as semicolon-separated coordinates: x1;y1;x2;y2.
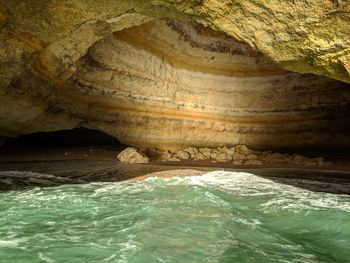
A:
66;20;350;150
2;1;350;82
162;145;329;167
117;147;150;164
1;1;350;152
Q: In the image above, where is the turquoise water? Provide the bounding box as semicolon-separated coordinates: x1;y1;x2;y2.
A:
0;171;349;263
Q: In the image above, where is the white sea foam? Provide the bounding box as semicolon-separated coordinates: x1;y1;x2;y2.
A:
0;169;349;263
0;237;29;248
185;171;350;213
38;252;55;263
0;240;20;248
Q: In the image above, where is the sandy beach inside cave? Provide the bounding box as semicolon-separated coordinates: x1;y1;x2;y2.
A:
0;145;349;170
0;145;349;191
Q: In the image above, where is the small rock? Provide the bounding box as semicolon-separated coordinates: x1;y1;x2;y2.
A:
183;147;199;158
194;152;206;160
198;148;212;159
235;144;253;155
176;151;190;160
117;147;149;164
246;153;258;160
223;147;235;157
215;152;229;162
233;160;243;165
232;153;247;161
161;151;173;161
210;148;221;159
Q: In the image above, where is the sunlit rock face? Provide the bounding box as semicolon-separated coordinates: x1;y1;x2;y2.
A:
1;1;350;152
57;20;350;151
2;1;350;84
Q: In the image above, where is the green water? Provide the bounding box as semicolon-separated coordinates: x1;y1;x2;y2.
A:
0;171;349;263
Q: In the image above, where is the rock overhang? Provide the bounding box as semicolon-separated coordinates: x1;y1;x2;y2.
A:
1;1;350;151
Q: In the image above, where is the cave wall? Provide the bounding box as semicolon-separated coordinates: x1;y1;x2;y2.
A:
1;1;350;151
1;0;350;84
63;20;350;150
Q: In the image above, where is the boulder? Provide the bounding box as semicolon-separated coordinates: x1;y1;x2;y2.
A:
183;147;199;158
117;147;149;164
214;152;229;162
210;149;220;159
198;148;212;159
176;150;190;160
194;152;206;161
161;151;173;161
235;144;253;155
232;153;247;161
161;151;181;162
223;147;235;158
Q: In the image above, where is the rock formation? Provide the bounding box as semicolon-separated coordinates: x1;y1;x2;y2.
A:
117;147;150;164
1;1;350;152
161;145;327;167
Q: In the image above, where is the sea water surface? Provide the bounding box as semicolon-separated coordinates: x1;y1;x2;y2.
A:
0;171;349;263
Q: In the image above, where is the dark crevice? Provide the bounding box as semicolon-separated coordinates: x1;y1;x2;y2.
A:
0;128;121;150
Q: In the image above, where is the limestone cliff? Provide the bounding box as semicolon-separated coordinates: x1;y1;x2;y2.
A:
0;1;350;151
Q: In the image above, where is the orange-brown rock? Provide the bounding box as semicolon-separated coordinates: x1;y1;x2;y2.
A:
0;1;350;152
66;20;350;150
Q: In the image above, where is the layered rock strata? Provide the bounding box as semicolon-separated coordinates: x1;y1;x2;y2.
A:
2;1;350;83
66;20;350;150
0;9;350;151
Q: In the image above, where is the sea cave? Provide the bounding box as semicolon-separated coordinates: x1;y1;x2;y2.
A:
0;1;349;262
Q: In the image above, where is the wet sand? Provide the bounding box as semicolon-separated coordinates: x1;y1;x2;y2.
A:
0;146;350;193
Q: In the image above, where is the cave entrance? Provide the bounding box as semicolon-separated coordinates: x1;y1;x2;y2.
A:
0;128;127;171
1;128;122;149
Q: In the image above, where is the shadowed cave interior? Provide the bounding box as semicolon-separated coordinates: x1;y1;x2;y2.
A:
0;128;122;150
1;119;350;159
